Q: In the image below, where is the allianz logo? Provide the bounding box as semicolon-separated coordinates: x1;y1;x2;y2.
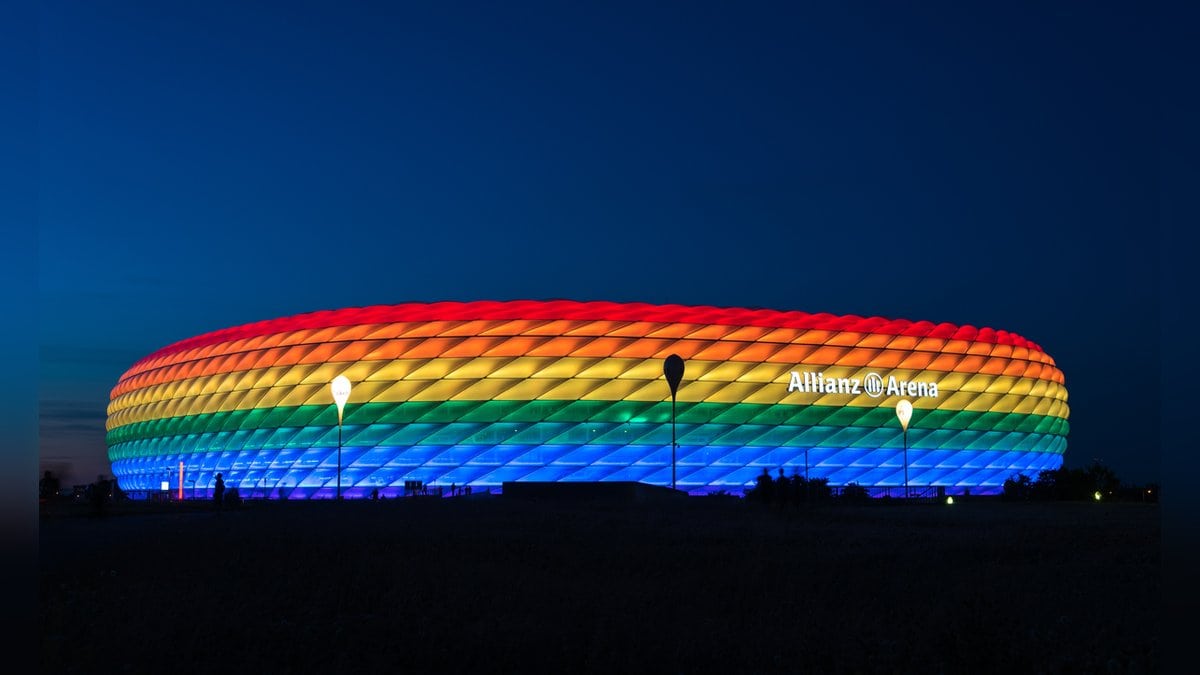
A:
787;371;940;399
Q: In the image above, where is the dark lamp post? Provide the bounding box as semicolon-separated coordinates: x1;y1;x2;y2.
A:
663;354;685;491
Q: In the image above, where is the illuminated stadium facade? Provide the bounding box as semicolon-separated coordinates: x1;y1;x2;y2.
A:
106;300;1069;498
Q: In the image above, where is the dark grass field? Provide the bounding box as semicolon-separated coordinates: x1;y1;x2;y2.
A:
40;496;1159;674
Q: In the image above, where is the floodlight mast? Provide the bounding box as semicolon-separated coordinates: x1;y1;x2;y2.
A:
663;355;685;491
331;375;352;500
896;399;913;499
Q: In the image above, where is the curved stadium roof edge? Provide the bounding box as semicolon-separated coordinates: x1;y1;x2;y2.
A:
128;299;1048;371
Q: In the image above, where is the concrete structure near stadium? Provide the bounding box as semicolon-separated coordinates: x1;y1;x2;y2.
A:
106;300;1069;498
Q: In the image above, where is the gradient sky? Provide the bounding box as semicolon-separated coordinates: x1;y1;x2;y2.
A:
37;0;1159;487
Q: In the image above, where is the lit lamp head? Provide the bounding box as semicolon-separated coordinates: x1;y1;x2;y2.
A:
331;375;352;425
895;399;913;432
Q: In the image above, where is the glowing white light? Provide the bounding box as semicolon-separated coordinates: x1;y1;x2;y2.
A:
331;375;352;424
895;399;913;432
160;481;169;491
946;496;954;505
1093;490;1102;501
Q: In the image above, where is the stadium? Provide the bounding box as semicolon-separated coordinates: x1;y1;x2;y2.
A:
105;300;1069;498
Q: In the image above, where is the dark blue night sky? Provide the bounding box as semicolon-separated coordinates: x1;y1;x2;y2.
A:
36;1;1159;486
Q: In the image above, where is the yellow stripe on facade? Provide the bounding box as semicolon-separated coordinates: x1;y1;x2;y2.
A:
108;356;1069;419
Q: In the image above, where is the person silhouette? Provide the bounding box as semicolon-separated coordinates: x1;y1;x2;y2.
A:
754;467;773;504
214;473;226;510
40;470;60;500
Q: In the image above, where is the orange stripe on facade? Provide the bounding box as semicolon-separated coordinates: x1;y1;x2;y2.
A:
113;331;1065;398
119;321;1060;381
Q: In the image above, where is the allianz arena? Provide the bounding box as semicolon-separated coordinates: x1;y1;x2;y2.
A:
106;300;1068;498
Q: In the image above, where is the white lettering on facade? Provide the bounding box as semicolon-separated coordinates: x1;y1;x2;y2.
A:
788;371;939;399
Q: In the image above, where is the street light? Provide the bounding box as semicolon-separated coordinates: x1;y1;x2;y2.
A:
331;375;352;500
895;399;913;499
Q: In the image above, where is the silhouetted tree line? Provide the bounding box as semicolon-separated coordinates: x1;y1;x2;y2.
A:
745;468;834;507
1002;461;1141;501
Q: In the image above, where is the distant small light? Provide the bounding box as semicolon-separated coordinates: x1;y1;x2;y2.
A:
946;496;954;505
160;481;169;491
1093;490;1102;501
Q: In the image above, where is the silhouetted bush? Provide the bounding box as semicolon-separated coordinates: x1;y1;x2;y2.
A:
1040;466;1094;501
746;469;833;506
1085;462;1120;495
1002;473;1034;501
788;476;831;503
840;483;869;503
1002;462;1124;501
807;477;832;502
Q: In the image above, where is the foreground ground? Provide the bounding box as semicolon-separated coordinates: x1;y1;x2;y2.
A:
40;496;1158;673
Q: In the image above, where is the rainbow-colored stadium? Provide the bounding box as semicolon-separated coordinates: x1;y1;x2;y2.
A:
106;300;1068;498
